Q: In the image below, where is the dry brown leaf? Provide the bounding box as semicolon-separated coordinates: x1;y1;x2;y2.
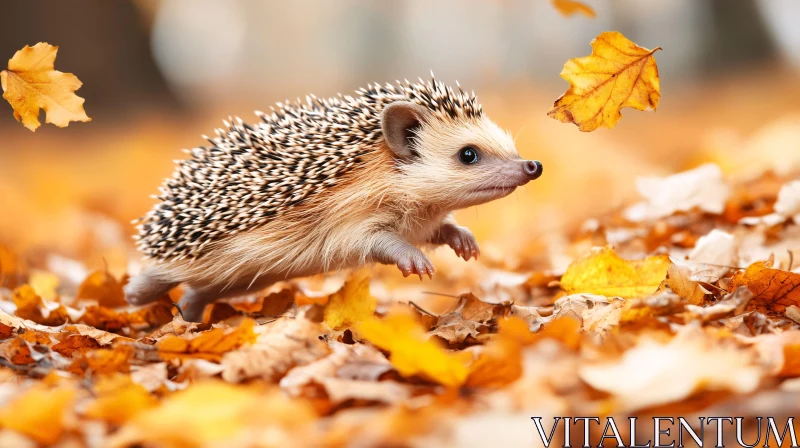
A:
221;317;329;383
12;284;69;326
560;246;670;298
663;263;707;305
551;0;595;17
158;318;258;362
259;288;296;317
281;341;401;405
427;293;504;344
548;31;660;131
1;43;90;131
731;261;800;314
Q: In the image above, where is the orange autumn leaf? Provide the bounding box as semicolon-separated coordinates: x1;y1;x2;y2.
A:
0;386;76;445
730;261;800;314
551;0;596;18
84;376;157;425
1;43;91;131
548;31;661;131
560;246;670;298
0;244;26;289
466;317;533;388
157;318;258;362
324;269;376;330
358;310;469;388
532;316;582;351
76;270;128;308
12;284;69;326
780;344;800;377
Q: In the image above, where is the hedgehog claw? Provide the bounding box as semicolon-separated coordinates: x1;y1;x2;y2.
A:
396;248;434;281
437;224;479;262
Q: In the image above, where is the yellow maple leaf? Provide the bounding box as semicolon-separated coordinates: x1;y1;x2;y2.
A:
358;310;469;388
560;246;670;298
551;0;596;18
1;42;91;131
548;31;661;132
324;269;376;330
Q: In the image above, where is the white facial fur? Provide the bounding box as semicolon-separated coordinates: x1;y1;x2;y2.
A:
396;115;529;210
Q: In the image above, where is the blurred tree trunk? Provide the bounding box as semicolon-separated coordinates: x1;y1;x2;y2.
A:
704;0;776;71
0;0;180;122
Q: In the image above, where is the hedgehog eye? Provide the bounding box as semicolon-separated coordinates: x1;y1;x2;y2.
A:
458;146;479;165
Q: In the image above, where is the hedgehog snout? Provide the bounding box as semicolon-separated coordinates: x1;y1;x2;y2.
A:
523;160;543;181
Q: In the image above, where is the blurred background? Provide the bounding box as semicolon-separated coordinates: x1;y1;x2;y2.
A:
2;0;800;278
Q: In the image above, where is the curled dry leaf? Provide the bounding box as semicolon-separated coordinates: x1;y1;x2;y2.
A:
282;342;402;405
551;0;595;18
683;229;737;282
323;269;376;330
428;293;505;344
221;317;329;383
560;246;670;299
548;31;660;132
12;285;69;326
662;263;707;305
358;310;470;388
0;43;91;131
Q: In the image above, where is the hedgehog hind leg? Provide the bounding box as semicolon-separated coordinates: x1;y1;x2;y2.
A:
177;286;218;322
124;267;179;305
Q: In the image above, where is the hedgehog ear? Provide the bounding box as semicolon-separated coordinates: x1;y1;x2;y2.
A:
381;101;430;159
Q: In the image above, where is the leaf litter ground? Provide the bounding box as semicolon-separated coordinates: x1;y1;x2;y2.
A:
2;171;800;446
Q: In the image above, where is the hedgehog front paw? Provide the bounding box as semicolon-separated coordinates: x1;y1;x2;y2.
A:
437;224;479;261
396;248;435;280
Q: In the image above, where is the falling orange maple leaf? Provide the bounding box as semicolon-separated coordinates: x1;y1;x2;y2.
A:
548;31;661;132
0;42;91;131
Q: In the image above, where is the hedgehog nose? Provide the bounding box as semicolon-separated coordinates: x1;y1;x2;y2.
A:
523;160;543;180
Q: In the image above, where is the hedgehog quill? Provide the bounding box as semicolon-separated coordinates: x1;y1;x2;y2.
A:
125;78;543;321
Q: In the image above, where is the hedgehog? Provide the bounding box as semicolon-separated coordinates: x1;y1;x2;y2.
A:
124;77;543;321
